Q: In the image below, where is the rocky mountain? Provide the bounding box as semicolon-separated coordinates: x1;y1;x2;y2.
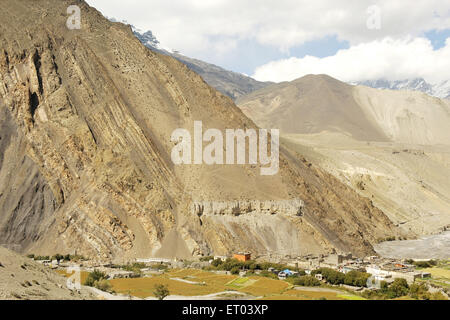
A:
0;0;399;262
354;78;450;100
132;27;271;100
237;74;450;145
237;75;450;235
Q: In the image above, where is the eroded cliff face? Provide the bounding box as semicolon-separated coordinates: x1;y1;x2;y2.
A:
0;0;400;261
190;199;304;217
0;106;57;252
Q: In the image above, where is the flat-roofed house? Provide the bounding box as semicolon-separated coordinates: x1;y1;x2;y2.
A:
233;252;251;262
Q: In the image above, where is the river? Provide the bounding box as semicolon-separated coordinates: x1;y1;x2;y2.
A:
374;231;450;259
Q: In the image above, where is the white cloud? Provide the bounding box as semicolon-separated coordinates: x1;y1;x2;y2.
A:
252;37;450;84
86;0;450;57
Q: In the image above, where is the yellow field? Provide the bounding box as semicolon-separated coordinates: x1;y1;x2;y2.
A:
55;268;367;300
237;276;290;297
55;270;90;284
259;289;367;300
421;267;450;279
109;276;227;298
393;296;416;300
108;269;239;298
260;295;305;300
336;294;367;300
107;270;368;300
107;269;295;298
278;289;343;300
168;269;235;286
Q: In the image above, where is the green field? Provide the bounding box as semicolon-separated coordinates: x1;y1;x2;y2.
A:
226;277;257;288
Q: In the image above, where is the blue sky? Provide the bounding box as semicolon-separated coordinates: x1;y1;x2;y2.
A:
197;35;350;76
425;29;450;49
87;0;450;83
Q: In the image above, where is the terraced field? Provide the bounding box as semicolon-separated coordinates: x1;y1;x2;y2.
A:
419;266;450;289
108;269;292;298
105;269;364;300
55;268;373;300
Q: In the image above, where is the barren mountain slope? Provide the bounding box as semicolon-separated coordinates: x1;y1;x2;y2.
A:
0;0;399;261
237;74;389;141
170;52;271;101
237;75;450;236
0;246;94;300
353;85;450;145
132;29;271;101
131;28;271;101
282;133;450;236
237;74;450;145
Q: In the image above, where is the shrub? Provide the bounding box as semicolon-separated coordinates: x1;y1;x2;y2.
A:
230;267;240;275
154;284;170;300
430;292;447;300
51;254;64;261
95;280;112;292
412;260;437;268
123;262;146;274
34;255;50;261
409;283;429;300
84;270;108;287
199;256;214;262
259;270;278;279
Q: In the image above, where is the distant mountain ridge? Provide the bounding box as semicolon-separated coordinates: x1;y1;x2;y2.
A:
237;74;450;236
110;19;450;101
131;26;271;100
237;74;450;145
354;78;450;100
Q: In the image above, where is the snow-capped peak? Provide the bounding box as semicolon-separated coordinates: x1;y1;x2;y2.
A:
353;78;450;99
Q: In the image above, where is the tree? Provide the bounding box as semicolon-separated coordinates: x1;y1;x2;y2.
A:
387;278;409;298
293;275;321;287
52;254;64;261
154;284;170;300
211;259;222;268
84;270;108;287
344;270;370;287
312;268;345;285
230;266;240;275
380;280;389;291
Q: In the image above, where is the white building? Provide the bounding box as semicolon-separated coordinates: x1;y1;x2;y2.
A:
366;266;421;284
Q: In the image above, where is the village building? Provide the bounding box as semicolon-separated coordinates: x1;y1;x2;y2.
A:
233;252;251;262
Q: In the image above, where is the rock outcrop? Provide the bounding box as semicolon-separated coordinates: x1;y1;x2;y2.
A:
191;199;304;216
